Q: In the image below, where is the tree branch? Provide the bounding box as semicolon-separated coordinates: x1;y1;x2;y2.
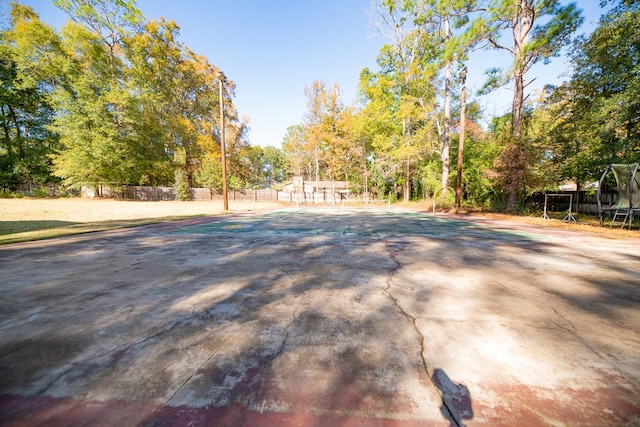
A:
487;35;513;54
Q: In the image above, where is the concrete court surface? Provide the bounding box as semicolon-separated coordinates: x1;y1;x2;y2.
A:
0;207;639;426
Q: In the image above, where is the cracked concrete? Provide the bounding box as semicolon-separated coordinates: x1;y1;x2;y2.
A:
1;207;639;426
383;240;464;427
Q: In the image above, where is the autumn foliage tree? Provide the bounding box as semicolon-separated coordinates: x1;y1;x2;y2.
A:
302;80;346;187
1;0;243;195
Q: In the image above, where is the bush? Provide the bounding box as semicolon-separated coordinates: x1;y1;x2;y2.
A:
173;170;191;201
0;189;23;198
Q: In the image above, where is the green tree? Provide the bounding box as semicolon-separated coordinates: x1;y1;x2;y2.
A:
48;0;144;188
49;0;240;193
362;0;441;201
0;3;61;191
528;85;588;192
282;124;310;178
124;18;186;186
532;0;638;192
52;0;143;65
409;0;480;193
0;0;243;196
458;117;499;207
474;0;582;209
261;145;287;182
225;118;253;189
48;19;136;188
567;0;639;166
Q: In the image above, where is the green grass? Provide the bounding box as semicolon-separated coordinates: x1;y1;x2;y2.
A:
0;215;205;245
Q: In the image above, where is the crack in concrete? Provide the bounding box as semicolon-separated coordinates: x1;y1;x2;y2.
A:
242;263;304;411
499;279;640;387
495;282;609;354
382;241;463;427
165;350;216;406
549;306;579;334
37;367;73;395
272;308;297;361
246;307;297;411
167;261;299;409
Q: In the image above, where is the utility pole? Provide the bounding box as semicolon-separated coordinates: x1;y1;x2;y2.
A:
455;67;467;209
219;73;228;211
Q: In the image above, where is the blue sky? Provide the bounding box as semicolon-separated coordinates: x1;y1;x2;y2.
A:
11;1;607;147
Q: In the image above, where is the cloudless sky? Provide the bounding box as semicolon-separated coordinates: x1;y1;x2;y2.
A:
9;0;608;147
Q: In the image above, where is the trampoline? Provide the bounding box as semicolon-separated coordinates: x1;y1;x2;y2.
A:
597;162;640;228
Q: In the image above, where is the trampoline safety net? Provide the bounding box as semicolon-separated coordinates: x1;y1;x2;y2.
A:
597;162;640;228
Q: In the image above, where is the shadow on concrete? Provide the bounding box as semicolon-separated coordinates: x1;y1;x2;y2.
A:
0;208;638;425
432;368;473;427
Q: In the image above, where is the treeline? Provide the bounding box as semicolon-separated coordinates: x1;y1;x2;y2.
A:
0;0;285;198
284;0;639;209
2;0;639;210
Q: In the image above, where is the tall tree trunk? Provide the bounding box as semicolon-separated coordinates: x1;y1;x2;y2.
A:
455;67;467;208
441;16;452;194
512;0;533;139
507;72;525;210
512;72;524;139
7;104;24;159
1;105;13;155
507;0;534;210
405;159;410;202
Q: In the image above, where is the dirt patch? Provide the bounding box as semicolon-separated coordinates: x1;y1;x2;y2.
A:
0;198;281;222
